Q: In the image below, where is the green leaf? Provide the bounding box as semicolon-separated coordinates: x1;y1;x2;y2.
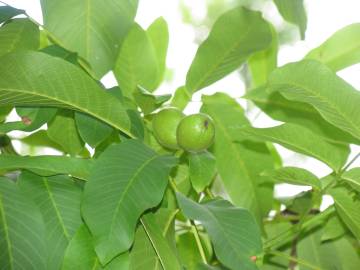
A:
322;212;347;241
306;23;360;71
0;177;46;270
0;106;11;123
244;87;360;145
0;51;133;136
134;86;171;115
177;232;203;270
138;211;182;270
0;18;39;57
268;59;360;141
17;130;64;152
147;17;169;87
62;225;129;270
0;107;57;133
75;112;113;148
0;154;93;180
82;140;177;264
18;172;83;270
170;86;191;110
329;186;360;240
189;151;216;193
186;7;272;93
342;168;360;192
248;23;278;87
273;0;307;39
263;167;321;190
0;5;24;23
48;110;84;156
177;193;262;270
297;228;360;270
201;93;275;223
41;0;138;78
237;123;349;172
114;24;159;97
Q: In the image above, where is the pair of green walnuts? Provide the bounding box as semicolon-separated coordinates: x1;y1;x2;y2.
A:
152;107;215;152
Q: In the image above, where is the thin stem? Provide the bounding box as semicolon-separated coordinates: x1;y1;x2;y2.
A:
191;220;207;264
267;250;321;270
264;206;334;250
205;187;214;199
341;152;360;174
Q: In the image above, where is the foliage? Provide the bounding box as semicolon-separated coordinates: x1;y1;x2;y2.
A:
0;1;360;269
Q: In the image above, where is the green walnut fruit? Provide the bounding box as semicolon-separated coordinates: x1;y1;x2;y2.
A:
177;113;215;152
152;107;185;150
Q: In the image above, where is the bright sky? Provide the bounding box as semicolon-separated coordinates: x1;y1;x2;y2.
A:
2;0;360;202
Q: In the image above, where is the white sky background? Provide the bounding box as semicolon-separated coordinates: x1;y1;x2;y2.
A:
2;0;360;203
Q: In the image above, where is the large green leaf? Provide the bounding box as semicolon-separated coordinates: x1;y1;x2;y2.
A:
248;24;278;88
18;172;83;270
48;110;85;156
0;177;46;270
306;23;360;71
329;186;360;240
0;154;92;180
0;51;132;136
237;123;349;172
62;225;129;270
147;17;169;88
114;24;159;97
268;59;360;141
177;193;262;270
40;0;138;78
0;5;24;23
244;87;360;145
186;7;272;93
189;151;216;193
82;140;177;264
273;0;307;39
201;93;275;223
341;168;360;192
130;209;178;270
0;18;39;58
264;167;321;190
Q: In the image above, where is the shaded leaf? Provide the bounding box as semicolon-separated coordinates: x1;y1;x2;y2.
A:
41;0;138;78
82;140;177;264
189;151;216;193
186;7;272;93
0;177;46;270
0;5;24;23
62;225;129;270
0;51;132;136
273;0;307;39
0;18;39;57
177;193;262;270
18;172;83;270
114;24;159;97
170;86;191;110
237;123;349;172
0;154;93;180
134;86;171;115
47;110;84;156
268;60;360;141
322;212;347;241
306;23;360;71
329;186;360;240
263;167;321;190
75;112;113;148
